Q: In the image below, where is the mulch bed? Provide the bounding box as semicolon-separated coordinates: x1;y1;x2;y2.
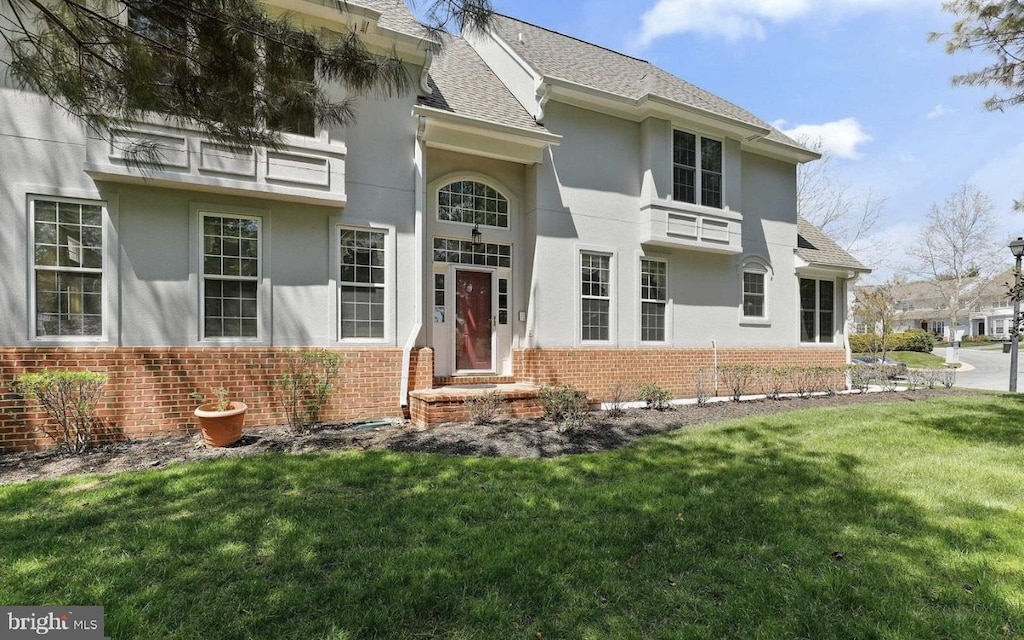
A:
0;388;982;484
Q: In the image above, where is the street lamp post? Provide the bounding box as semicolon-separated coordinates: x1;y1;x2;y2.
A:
1009;238;1024;392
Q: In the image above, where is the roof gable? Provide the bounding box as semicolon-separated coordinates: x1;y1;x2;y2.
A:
486;14;808;152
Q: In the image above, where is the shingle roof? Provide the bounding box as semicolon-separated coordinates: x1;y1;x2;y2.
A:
348;0;429;40
420;35;547;132
796;216;870;272
488;14;805;149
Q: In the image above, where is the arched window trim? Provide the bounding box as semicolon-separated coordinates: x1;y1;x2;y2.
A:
435;176;512;230
739;255;772;324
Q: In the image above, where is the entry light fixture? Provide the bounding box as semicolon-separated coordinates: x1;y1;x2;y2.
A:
471;223;482;247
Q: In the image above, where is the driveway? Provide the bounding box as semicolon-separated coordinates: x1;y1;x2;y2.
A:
936;345;1020;392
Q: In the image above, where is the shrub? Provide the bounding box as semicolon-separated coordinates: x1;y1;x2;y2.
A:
636;382;672;410
719;364;756;402
850;365;873;393
276;349;344;433
694;368;713;408
761;366;793;400
605;381;630;418
465;392;502;425
940;368;957;389
903;329;936;353
850;330;935;354
538;384;589;429
12;370;107;454
817;366;845;396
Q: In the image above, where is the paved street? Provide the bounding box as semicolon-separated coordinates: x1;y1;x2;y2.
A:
936;345;1022;392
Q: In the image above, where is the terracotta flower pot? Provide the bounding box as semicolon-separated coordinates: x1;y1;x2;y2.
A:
194;401;247;447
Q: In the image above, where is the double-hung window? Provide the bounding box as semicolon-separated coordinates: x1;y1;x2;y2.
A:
581;252;611;342
31;198;104;338
202;213;260;339
339;228;386;339
640;258;667;342
743;271;766;318
673;130;723;208
799;278;834;343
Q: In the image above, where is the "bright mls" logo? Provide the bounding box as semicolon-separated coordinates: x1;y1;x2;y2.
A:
3;607;109;639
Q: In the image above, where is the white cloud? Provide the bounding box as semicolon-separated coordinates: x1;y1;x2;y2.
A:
926;104;952;120
634;0;935;46
778;117;873;160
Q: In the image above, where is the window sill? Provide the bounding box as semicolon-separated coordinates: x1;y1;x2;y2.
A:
739;318;771;327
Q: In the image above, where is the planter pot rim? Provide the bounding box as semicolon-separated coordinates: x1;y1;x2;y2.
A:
194;401;248;419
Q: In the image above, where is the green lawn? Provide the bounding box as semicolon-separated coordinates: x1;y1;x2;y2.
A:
885;350;950;368
2;395;1023;639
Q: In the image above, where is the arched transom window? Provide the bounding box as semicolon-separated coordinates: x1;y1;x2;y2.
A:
438;180;509;228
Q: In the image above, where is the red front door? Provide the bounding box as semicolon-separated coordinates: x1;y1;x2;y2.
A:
455;269;493;371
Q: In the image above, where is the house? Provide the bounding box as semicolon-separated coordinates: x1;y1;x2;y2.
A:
853;269;1016;341
0;1;868;450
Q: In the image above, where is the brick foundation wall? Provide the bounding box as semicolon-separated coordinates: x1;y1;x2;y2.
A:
513;347;847;402
0;347;433;452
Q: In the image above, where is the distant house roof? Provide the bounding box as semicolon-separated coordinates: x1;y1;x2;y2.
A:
487;14;808;151
796;217;870;272
420;35;548;133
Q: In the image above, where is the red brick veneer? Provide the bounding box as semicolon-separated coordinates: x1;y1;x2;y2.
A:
513;347;847;402
0;347;435;452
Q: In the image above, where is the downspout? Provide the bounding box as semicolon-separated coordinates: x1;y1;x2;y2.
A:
400;116;427;407
711;339;718;396
843;273;861;391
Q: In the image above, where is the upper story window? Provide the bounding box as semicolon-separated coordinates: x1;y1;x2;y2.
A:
339;228;387;340
800;278;834;344
438;180;509;228
673;130;722;209
31;198;105;339
202;213;261;340
127;1;314;136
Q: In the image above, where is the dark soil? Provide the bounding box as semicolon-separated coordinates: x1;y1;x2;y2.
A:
0;388;981;484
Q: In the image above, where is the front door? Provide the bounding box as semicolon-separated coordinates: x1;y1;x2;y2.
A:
454;269;493;372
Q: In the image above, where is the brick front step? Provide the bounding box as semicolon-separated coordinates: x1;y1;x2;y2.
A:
409;383;544;428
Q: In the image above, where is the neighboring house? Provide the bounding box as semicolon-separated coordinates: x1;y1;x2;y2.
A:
853;269;1016;341
0;2;867;449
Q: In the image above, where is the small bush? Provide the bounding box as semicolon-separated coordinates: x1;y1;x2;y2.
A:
694;368;713;407
276;349;344;433
465;392;502;425
719;364;756;402
636;382;672;410
761;366;793;400
940;368;956;389
12;370;107;454
538;384;589;430
605;381;631;418
850;365;873;393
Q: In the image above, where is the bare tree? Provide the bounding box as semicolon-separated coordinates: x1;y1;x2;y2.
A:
906;184;1003;341
0;0;491;150
796;138;889;265
930;0;1024;111
853;275;905;359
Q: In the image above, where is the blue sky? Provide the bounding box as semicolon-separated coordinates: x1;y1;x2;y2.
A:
423;0;1024;281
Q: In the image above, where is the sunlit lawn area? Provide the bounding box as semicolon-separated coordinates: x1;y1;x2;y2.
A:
2;394;1023;639
886;350;950;368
